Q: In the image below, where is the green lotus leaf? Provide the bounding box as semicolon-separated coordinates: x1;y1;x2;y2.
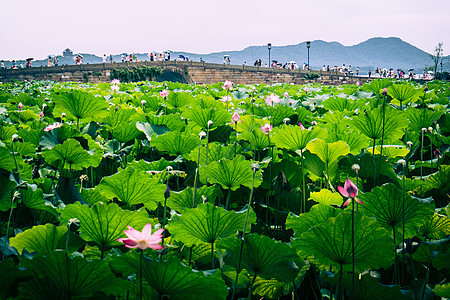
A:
217;233;299;282
323;96;360;112
20;250;124;298
152;131;198;156
252;260;309;298
53;89;109;124
39;123;82;149
167;203;256;246
309;189;343;206
141;257;228;300
168;185;223;212
235;115;264;133
352;106;408;143
306;138;350;166
293;211;394;271
238;128;270;150
302;150;339;181
0;175;16;211
0;146;15;172
273;125;322;150
359;183;434;243
0;259;31;300
147;114;186;131
364;78;392;98
368;145;410;160
203;155;261;191
327;131;370;155
182;106;229;130
80;188;108;205
42;138;95;171
340;273;410;300
356;153;398;182
21;186;57;215
59;202;151;247
187;142;237;165
433;283;450;298
320;111;353;134
9;109;39;122
418;213;450;240
111;122;141;143
387;83;419;106
231;88;249;100
0;125;17;142
405;108;444;133
167;91;191;109
267;106;296;125
9;223;83;255
286;204;340;238
424;165;449;193
96;167;165;209
18;128;43;146
136;121;170;141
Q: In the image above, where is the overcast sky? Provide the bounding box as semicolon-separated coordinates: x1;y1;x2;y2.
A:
1;0;449;60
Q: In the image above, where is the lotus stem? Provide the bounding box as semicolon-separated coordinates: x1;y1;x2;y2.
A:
336;263;344;300
211;242;215;269
225;189;232;209
300;152;306;213
430;131;433;170
2;187;18;260
248;273;257;300
372;138;376;187
232;165;257;300
192;135;203;207
378;94;386;186
392;226;398;285
140;250;143;300
11;138;19;172
234;123;238;157
402;161;406;288
420;129;425;187
352;197;355;299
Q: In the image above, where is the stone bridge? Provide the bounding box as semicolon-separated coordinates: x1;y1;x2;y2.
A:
0;61;374;85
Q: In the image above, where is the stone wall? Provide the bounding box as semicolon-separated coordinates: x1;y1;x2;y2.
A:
0;61;373;85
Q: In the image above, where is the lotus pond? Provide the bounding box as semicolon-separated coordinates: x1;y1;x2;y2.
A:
0;79;449;299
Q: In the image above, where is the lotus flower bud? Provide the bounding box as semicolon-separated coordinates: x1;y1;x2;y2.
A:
283;118;290;124
39;111;44;118
351;164;360;173
397;159;406;166
207;120;213;127
12;134;19;141
199;131;206;139
164;186;171;199
421;127;427;133
18;102;23;110
428;127;432;133
311;121;318;126
141;100;146;106
251;162;261;171
61;112;66;118
424;85;428;92
406;141;413;148
382;88;388;96
68;218;81;232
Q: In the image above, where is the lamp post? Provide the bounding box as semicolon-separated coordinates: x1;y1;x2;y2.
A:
306;41;311;70
268;43;272;68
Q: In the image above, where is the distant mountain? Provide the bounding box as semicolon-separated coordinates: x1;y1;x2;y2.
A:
2;37;449;74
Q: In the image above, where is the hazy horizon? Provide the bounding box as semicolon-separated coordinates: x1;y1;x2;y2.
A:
1;0;448;60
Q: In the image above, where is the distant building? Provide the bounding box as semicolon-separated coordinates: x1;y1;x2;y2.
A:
63;48;73;57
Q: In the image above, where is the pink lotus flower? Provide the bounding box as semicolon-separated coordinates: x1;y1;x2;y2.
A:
111;79;121;85
261;123;273;135
117;223;164;250
221;95;232;103
264;93;281;106
231;112;241;123
160;89;169;98
382;88;388;96
222;80;233;90
44;122;63;132
283;91;289;98
338;178;364;207
18;102;23;110
39;111;44;118
111;85;120;92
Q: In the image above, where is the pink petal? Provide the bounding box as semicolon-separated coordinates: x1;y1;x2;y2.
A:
344;178;358;197
137;242;150;250
149;244;164;250
342;199;352;207
153;228;164;235
141;223;153;240
356;198;364;205
118;238;139;248
123;227;142;241
337;186;349;198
